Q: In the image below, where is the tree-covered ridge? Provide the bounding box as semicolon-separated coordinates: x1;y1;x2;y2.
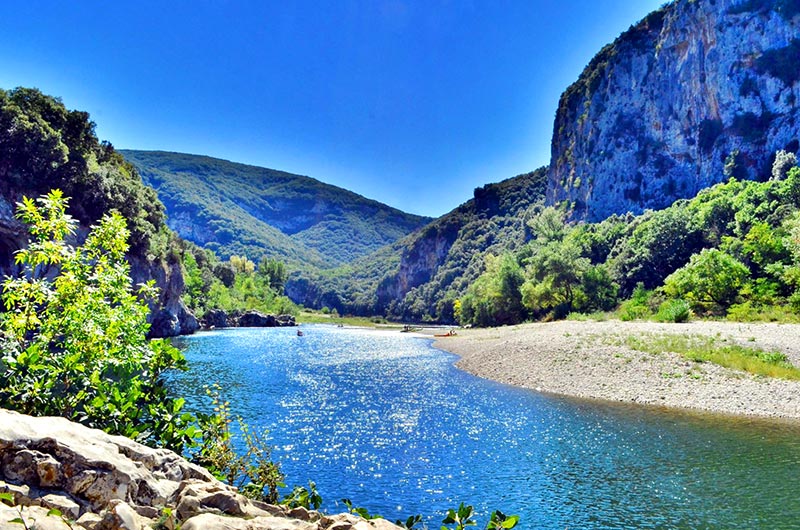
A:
0;88;169;257
286;168;549;322
459;154;800;327
121;150;432;268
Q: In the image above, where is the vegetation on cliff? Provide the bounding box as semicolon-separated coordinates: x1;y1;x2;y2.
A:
181;242;297;318
0;191;195;451
458;155;800;327
0;88;172;258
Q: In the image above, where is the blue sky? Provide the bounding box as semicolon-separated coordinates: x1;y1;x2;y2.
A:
0;1;664;217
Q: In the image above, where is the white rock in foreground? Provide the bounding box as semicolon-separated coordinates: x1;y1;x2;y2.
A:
0;409;401;530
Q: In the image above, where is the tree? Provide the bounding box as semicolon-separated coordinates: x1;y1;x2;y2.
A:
662;248;750;314
458;254;526;327
0;191;195;451
258;257;288;292
521;239;589;318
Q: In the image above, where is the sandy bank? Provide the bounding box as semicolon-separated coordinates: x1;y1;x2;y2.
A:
429;320;800;419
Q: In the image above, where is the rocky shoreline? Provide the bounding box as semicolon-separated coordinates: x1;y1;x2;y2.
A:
431;320;800;420
0;409;400;530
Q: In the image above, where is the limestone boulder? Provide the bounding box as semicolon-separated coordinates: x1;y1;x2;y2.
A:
0;409;404;530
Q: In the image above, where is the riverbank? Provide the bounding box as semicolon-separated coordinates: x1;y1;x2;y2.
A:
430;320;800;419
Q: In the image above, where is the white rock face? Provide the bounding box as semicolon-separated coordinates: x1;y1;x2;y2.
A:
547;0;800;221
0;409;402;530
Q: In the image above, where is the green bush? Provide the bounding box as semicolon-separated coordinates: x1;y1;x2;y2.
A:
655;299;692;323
663;249;750;314
0;191;195;451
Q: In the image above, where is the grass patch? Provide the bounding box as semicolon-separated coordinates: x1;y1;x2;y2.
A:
725;302;800;323
620;333;800;380
567;311;611;321
297;311;395;327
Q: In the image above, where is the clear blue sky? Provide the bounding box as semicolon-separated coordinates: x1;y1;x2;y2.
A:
0;1;664;217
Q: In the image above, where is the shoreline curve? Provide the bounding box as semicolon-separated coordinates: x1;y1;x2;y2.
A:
427;320;800;420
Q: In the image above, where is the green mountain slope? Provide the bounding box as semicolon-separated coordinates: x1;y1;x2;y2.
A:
121;150;432;269
287;168;548;321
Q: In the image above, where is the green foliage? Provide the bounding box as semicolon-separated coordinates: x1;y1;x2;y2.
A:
0;191;194;451
441;503;476;530
0;88;168;257
486;511;520;530
259;257;288;291
194;385;284;503
608;204;705;295
341;499;383;520
452;151;800;328
281;481;323;511
655;299;692;323
289;168;548;322
618;284;655;321
663;249;750;314
395;515;424;529
622;333;800;380
122;150;430;269
180;245;298;318
459;253;526;327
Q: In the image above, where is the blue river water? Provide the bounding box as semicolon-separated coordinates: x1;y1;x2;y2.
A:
171;325;800;529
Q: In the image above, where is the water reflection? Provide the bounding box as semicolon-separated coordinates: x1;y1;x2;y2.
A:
172;326;800;529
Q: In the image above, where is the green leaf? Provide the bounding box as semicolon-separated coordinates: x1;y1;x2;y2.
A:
0;492;14;506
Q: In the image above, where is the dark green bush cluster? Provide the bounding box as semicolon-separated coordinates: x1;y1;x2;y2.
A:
0;88;169;257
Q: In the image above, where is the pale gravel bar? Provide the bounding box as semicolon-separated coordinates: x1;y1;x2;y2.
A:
429;320;800;419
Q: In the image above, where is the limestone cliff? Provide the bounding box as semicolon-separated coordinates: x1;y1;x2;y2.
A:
548;0;800;221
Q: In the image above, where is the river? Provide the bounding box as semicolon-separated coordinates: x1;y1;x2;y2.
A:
172;325;800;529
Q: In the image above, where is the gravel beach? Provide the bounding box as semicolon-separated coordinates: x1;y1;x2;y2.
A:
430;320;800;419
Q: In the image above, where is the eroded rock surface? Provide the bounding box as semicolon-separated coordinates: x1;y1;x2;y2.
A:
0;409;400;530
548;0;800;221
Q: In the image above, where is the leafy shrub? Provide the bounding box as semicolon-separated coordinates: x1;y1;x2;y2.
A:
194;385;284;503
0;191;194;451
617;283;655;321
656;299;692;323
281;481;323;511
663;249;750;314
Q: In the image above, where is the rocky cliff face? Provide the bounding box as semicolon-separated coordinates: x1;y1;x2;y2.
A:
548;0;800;221
0;408;401;530
128;255;199;338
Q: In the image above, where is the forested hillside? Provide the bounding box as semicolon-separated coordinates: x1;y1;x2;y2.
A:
459;156;800;327
122;150;431;269
286;168;549;321
0;87;196;336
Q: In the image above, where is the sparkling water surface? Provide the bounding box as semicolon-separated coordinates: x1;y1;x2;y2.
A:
172;325;800;529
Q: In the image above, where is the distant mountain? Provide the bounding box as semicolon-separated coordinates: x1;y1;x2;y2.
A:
548;0;800;221
287;168;548;321
121;150;432;269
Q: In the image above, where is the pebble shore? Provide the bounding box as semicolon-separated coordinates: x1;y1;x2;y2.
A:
430;320;800;419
